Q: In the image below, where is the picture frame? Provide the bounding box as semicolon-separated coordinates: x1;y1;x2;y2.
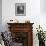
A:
15;3;26;16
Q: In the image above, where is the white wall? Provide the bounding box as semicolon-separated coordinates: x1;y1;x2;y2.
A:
2;0;46;46
2;0;40;30
40;0;46;31
40;0;46;13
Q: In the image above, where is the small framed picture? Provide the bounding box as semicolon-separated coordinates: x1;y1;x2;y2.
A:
15;3;26;16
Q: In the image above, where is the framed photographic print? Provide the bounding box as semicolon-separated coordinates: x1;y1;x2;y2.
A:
15;3;26;16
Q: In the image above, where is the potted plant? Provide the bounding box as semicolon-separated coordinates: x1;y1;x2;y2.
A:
36;25;45;46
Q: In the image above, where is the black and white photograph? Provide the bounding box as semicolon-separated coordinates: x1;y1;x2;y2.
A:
17;5;24;14
15;3;26;16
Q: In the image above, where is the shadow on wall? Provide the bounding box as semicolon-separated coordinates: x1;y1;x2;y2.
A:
40;0;46;14
0;0;2;32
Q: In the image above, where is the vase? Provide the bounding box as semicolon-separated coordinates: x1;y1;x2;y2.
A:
39;40;45;46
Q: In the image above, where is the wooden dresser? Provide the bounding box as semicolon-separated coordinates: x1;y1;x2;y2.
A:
7;23;34;46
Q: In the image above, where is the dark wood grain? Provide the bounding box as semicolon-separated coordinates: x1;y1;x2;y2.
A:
7;23;34;46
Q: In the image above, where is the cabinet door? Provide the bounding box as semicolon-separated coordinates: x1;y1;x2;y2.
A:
11;32;28;46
